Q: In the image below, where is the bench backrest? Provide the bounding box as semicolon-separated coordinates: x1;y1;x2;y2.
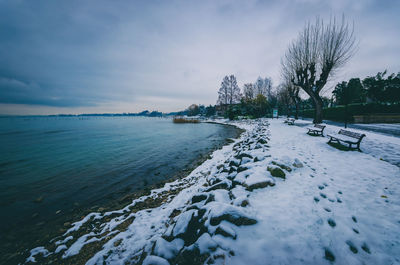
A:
338;129;366;139
314;124;326;129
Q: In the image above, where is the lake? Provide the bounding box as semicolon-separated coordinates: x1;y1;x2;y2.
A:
0;116;240;263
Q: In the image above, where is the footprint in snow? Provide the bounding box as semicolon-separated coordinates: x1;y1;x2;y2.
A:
346;240;358;254
361;242;371;254
336;198;342;203
338;191;342;194
318;185;325;190
324;207;331;212
352;228;359;234
327;218;336;227
324;248;335;262
352;216;357;223
320;193;327;199
314;197;320;203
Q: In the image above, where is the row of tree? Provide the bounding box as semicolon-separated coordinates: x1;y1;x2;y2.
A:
210;16;398;122
215;75;277;118
333;71;400;105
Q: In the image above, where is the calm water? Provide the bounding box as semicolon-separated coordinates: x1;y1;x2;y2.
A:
0;116;240;261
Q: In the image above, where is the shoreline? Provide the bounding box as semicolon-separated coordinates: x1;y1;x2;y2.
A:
7;121;244;265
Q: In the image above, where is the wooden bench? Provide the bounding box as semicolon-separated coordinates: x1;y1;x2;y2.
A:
307;124;326;136
327;129;366;151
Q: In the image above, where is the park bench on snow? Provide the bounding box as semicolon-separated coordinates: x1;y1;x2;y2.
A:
306;124;326;136
284;118;295;125
327;129;366;151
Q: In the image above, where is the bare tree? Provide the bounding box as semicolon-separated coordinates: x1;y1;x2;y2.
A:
281;16;356;123
281;74;301;119
243;83;254;101
217;75;242;107
277;84;292;117
254;77;273;100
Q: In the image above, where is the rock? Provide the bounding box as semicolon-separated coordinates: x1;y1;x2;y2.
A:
205;194;215;204
206;181;230;192
192;194;207;204
143;255;170;265
240;157;253;165
153;238;184;260
234;153;253;160
215;225;236;239
245;180;273;191
169;209;182;218
209;213;257;226
267;166;286;179
257;138;268;144
271;161;292;172
240;200;249;207
55;210;61;214
173;245;209;265
292;158;303;168
228;167;237;174
237;166;248;173
228;160;239;167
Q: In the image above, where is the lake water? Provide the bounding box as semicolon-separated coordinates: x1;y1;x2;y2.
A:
0;116;240;263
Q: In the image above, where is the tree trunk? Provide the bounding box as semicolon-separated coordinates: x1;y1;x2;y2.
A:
313;96;323;124
294;101;299;119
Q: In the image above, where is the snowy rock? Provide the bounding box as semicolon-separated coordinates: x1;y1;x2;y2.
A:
191;194;207;204
271;161;292;172
143;255;170;265
153;238;184;260
172;210;197;237
215;224;237;239
234;152;253;160
292;158;303;168
267;166;286;179
206;202;257;226
195;233;218;254
206;180;231;192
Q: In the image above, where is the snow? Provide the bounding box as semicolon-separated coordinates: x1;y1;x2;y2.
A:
153;238;184;260
172;209;197;237
26;247;50;263
25;118;400;265
143;255;170;265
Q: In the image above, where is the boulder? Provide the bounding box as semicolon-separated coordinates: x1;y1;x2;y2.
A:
191;194;207;204
267;166;286;179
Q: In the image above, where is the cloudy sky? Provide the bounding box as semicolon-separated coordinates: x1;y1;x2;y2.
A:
0;0;399;115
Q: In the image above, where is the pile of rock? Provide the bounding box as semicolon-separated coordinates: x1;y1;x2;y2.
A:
142;120;300;265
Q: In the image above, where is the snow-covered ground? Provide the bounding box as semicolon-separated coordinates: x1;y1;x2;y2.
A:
26;118;400;265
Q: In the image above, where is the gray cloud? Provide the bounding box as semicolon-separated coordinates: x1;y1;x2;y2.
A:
0;0;399;114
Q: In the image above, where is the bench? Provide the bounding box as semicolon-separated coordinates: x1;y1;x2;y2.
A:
327;129;366;151
284;118;295;125
307;124;326;136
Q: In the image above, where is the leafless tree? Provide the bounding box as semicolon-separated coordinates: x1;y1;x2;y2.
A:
217;75;242;107
281;16;356;123
277;84;292;117
243;83;255;101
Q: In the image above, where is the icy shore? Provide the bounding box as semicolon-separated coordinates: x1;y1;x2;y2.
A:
26;118;400;265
